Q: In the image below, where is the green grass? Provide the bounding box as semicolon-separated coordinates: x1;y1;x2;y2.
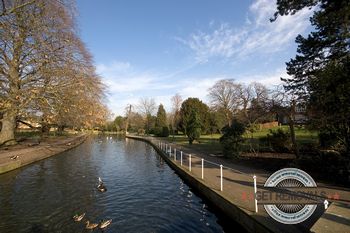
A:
159;126;318;155
244;125;317;139
160;134;222;154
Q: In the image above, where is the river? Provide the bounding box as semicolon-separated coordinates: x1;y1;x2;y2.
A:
0;136;244;232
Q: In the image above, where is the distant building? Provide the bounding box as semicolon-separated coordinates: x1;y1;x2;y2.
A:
278;103;308;125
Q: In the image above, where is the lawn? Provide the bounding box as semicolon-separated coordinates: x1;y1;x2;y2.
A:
160;126;318;155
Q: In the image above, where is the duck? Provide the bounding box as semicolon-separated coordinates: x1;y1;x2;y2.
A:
10;155;19;160
99;219;112;229
85;221;98;230
97;177;107;192
73;212;85;222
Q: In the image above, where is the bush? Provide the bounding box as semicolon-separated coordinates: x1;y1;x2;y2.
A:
152;126;170;137
137;128;145;135
161;126;170;137
152;127;162;136
266;128;291;152
318;127;340;149
220;120;246;158
292;151;350;185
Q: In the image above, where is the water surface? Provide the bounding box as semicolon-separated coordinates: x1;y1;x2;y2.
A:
0;136;243;232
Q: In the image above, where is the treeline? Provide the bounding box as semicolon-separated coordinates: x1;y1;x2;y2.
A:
109;80;285;142
0;0;109;145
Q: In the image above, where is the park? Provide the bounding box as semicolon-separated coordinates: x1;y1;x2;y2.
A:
0;0;349;232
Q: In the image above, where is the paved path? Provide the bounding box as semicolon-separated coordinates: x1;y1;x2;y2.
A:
140;135;350;233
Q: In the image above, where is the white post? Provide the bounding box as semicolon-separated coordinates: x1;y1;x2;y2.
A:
174;148;176;161
220;165;223;191
169;146;172;157
201;159;204;179
180;151;183;166
166;144;168;154
253;175;258;213
324;200;329;210
189;154;192;172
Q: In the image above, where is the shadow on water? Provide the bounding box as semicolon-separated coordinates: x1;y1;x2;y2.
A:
27;223;48;233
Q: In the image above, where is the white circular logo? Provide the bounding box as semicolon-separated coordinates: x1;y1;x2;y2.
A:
264;168;317;224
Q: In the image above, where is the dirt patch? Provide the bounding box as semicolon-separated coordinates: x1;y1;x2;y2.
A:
0;134;87;174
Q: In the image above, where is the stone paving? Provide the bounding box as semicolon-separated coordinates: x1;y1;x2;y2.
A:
139;135;350;233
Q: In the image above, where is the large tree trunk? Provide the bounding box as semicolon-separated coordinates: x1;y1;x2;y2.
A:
57;125;65;135
0;112;16;145
226;111;231;127
289;100;300;158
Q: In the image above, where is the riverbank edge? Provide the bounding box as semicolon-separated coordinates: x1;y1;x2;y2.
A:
0;134;87;174
126;135;277;233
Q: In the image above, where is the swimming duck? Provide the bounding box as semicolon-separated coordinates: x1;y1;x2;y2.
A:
73;212;85;222
85;221;98;230
99;219;112;229
10;155;19;160
97;177;107;192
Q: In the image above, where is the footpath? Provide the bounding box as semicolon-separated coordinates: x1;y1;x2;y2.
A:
128;135;350;233
0;134;86;174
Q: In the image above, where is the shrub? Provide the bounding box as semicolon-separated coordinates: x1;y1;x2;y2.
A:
152;127;162;136
161;126;170;137
152;126;170;137
292;151;350;185
318;127;341;149
266;128;291;152
220;120;246;158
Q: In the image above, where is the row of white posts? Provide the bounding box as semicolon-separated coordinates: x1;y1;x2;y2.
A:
158;141;258;213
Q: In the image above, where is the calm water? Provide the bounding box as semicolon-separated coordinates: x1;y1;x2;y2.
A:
0;136;242;233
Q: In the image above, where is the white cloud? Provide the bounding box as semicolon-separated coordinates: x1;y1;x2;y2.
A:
236;68;287;86
100;60;290;115
99;60;227;114
178;0;313;62
96;61;131;74
180;76;224;101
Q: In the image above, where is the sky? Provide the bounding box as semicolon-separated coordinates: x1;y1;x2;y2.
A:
76;0;313;116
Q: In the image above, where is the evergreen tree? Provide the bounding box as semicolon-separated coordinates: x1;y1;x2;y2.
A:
186;110;201;144
179;98;210;135
154;104;169;137
155;104;167;128
273;0;350;154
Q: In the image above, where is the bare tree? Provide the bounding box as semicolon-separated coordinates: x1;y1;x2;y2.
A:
137;97;156;134
137;97;156;116
170;93;182;135
270;85;300;158
0;1;108;144
208;79;241;126
0;0;37;17
239;82;270;124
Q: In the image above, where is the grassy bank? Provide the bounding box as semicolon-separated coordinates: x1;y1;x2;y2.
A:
160;126;318;155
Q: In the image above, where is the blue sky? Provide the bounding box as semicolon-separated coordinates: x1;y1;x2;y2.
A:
76;0;313;116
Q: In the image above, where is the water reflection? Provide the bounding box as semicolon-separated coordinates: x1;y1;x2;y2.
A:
0;136;242;232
